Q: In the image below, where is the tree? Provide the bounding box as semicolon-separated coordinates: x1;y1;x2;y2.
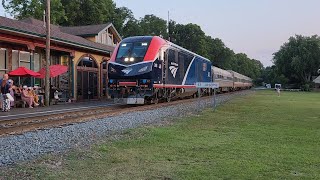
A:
273;35;320;85
171;23;207;56
204;36;235;69
2;0;66;24
122;18;143;37
112;7;134;35
60;0;116;26
139;14;168;37
3;0;126;26
261;66;288;87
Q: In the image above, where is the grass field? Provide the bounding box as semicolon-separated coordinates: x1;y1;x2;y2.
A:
1;90;320;179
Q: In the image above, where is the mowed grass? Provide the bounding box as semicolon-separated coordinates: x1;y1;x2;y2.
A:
2;90;320;179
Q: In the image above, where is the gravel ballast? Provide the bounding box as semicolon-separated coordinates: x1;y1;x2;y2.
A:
0;90;253;166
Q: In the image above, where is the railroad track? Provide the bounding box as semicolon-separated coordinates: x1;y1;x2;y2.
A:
0;92;237;137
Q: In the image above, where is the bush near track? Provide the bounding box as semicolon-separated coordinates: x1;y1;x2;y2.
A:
1;90;320;179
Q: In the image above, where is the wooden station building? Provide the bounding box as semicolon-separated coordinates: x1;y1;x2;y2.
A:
0;16;122;101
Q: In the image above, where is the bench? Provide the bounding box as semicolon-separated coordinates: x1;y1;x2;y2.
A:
15;100;26;108
14;94;26;108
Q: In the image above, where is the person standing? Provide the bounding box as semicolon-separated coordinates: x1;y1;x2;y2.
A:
8;79;15;108
277;87;281;97
0;74;10;111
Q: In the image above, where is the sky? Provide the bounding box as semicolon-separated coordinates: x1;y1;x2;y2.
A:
113;0;320;67
1;0;320;67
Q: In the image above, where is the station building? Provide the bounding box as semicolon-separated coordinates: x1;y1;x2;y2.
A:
0;16;122;100
313;76;320;90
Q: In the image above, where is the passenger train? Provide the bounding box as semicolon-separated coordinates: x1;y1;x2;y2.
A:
108;36;252;104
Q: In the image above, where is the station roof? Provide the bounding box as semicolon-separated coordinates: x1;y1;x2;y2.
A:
0;16;115;53
60;23;112;36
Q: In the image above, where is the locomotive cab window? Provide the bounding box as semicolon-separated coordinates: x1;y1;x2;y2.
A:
116;42;150;64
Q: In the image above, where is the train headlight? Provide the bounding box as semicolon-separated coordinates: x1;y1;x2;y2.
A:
130;57;134;62
124;57;129;62
138;66;148;73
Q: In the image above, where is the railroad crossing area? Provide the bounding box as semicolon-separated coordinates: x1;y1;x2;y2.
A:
0;100;114;121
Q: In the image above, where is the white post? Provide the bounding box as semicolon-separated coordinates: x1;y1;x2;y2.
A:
198;88;201;111
213;88;216;111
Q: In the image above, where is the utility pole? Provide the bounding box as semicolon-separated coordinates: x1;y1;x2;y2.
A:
45;0;51;106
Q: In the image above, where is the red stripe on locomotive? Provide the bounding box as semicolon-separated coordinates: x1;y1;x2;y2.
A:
143;36;167;62
109;43;120;62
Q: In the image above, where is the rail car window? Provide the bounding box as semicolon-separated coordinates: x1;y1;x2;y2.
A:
116;42;149;64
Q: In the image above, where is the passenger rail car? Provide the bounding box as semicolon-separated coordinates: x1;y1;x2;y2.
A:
228;70;253;90
108;36;212;104
212;66;234;92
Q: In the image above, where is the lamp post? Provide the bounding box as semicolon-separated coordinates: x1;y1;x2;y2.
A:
45;0;51;106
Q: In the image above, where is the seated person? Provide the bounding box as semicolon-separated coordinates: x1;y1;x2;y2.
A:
21;86;39;108
14;84;23;94
28;87;39;104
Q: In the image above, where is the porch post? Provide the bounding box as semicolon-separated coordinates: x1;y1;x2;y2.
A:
7;48;12;71
30;50;34;86
69;54;75;100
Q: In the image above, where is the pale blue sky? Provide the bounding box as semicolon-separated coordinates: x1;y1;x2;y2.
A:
114;0;320;66
1;1;320;66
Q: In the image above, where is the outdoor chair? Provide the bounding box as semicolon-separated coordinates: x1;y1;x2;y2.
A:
15;100;26;108
14;94;26;108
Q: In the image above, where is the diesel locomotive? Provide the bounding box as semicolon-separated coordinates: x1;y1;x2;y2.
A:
108;36;252;104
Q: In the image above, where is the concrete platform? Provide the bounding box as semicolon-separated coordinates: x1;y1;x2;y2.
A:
0;100;115;120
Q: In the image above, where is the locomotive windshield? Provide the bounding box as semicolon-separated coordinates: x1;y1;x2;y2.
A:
116;42;150;64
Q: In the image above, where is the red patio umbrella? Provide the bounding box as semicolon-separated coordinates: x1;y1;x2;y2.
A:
37;64;68;78
8;67;41;77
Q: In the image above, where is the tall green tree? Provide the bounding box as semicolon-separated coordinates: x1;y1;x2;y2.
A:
60;0;116;26
122;19;143;37
2;0;66;24
261;66;288;86
273;35;320;84
171;23;207;56
139;14;168;37
112;7;134;35
2;0;130;28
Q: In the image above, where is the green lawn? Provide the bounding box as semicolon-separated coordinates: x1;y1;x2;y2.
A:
2;90;320;179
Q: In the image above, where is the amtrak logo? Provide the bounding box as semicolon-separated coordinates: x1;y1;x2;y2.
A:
122;68;132;74
169;62;179;78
